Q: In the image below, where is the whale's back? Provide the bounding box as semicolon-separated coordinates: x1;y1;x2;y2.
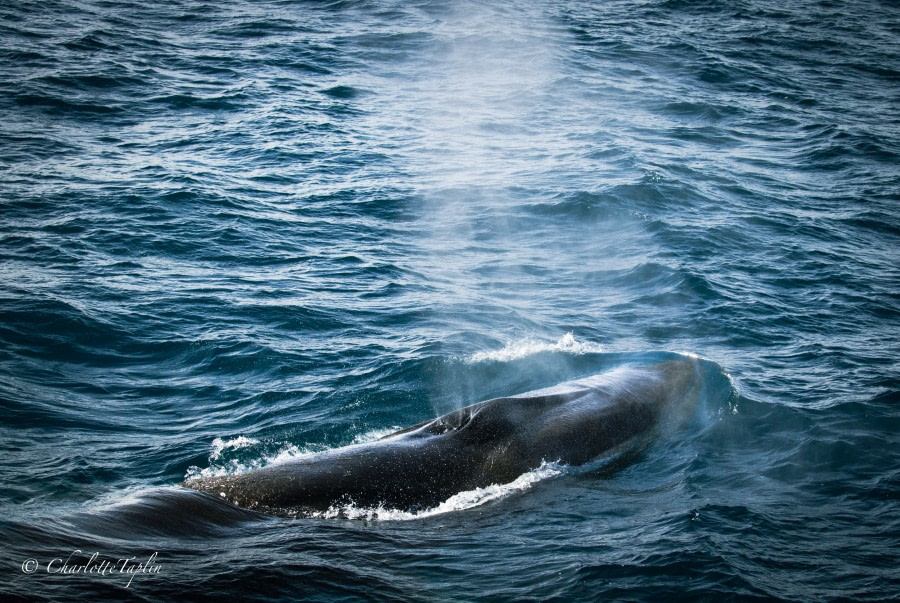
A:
183;357;701;515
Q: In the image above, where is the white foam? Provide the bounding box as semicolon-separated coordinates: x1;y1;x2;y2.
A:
311;461;565;521
185;441;319;481
469;332;604;363
352;427;401;444
185;429;400;481
209;435;259;460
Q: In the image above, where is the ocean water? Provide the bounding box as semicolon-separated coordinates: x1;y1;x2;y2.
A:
1;0;898;600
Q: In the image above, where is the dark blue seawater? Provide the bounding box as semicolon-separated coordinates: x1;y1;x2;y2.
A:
2;0;898;600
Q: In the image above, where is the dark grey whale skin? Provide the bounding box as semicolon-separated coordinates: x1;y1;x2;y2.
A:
183;357;701;515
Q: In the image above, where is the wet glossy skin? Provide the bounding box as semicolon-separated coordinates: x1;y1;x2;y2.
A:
183;358;700;515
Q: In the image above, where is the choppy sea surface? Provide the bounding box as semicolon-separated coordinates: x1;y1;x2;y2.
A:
1;0;898;600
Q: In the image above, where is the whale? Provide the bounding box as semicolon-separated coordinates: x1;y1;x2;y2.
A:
182;356;701;516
